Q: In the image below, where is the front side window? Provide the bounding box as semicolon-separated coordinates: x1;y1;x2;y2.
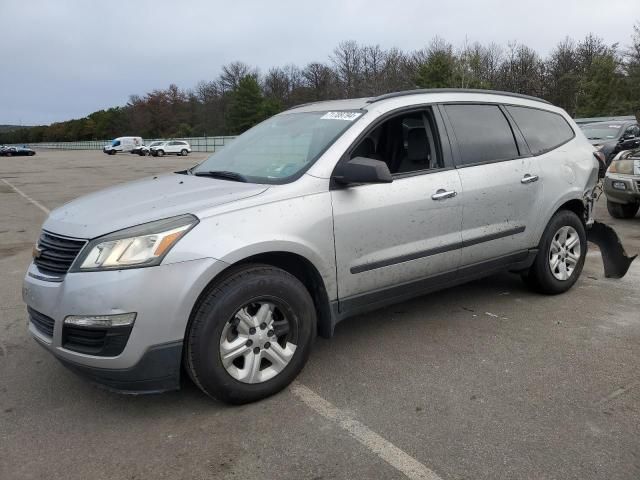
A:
112;140;121;147
444;104;519;166
507;106;574;155
192;111;362;183
349;108;443;175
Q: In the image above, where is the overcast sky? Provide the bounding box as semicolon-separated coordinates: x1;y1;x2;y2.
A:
1;0;638;125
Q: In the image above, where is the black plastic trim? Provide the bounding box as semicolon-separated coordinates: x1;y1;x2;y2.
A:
52;341;183;394
334;250;537;326
350;225;526;274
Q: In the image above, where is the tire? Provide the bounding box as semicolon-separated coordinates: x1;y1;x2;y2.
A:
185;264;316;404
607;199;639;219
156;149;165;157
6;152;11;157
522;210;586;295
180;149;188;156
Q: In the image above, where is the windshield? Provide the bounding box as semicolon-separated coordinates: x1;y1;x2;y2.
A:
192;110;363;183
581;124;622;140
149;141;163;147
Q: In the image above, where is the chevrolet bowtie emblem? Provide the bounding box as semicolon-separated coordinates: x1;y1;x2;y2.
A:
32;245;42;259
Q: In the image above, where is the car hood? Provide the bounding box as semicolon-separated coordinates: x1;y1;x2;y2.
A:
43;173;269;239
588;138;616;146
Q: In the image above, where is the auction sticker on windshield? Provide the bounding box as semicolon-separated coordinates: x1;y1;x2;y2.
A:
321;111;362;121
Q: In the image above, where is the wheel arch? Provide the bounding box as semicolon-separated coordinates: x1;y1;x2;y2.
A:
187;251;335;341
533;192;589;246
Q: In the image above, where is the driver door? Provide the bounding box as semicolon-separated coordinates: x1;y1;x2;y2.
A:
331;107;463;309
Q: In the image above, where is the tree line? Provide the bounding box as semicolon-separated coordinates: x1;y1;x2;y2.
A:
2;24;639;145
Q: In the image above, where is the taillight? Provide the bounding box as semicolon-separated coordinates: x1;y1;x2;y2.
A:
593;151;607;178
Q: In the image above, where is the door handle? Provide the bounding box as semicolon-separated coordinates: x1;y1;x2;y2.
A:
521;174;539;184
431;189;457;200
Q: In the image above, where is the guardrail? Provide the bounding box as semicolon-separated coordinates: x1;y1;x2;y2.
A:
25;136;236;152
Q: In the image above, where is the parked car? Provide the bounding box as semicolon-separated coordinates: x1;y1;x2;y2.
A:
603;148;640;218
581;120;640;164
131;141;164;156
150;140;191;156
24;89;624;404
103;136;143;155
1;145;36;156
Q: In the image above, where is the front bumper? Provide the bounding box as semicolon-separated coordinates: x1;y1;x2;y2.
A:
23;257;226;393
603;173;640;204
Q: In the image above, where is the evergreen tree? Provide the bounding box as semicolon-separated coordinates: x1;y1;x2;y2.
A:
225;75;266;134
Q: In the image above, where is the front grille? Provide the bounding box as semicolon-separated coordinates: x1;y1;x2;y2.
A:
28;307;55;337
62;324;133;357
34;231;86;277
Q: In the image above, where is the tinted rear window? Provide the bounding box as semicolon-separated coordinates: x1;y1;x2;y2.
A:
507;106;574;155
444;104;519;165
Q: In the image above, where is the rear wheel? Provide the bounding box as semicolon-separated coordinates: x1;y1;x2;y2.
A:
522;210;586;294
181;149;188;156
185;264;316;404
607;199;639;219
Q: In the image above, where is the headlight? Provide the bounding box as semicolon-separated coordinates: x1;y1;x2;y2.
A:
608;160;634;175
71;214;198;272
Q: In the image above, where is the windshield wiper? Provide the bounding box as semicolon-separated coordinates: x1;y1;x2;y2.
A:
194;170;248;182
587;137;602;140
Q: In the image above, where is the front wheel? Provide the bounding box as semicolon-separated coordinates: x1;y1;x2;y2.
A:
156;149;165;157
522;210;586;294
607;200;639;219
185;264;316;404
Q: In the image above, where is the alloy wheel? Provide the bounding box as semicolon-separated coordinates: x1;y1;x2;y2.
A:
219;300;297;384
548;225;581;281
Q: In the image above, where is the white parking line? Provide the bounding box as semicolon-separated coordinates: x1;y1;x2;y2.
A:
1;178;50;214
291;382;442;480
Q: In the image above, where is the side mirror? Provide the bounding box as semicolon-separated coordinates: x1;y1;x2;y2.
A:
333;157;393;185
622;133;635;141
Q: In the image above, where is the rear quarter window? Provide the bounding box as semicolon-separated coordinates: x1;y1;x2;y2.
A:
506;106;574;155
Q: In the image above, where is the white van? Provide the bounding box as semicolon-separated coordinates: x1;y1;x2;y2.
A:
103;137;143;155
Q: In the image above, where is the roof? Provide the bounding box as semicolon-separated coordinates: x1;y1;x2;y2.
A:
366;88;551;105
287;88;552;113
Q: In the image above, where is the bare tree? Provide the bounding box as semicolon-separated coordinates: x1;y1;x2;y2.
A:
331;40;364;97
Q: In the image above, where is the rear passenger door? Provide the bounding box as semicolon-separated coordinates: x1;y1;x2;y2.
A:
441;103;543;267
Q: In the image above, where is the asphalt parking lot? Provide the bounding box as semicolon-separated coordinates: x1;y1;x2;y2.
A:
1;149;639;480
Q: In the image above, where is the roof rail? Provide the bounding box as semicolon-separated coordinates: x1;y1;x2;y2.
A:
366;88;551;105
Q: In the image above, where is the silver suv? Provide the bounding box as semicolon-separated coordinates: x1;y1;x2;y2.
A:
24;89;602;404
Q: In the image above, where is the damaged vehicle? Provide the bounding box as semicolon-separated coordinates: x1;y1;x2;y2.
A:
22;89;635;404
603;148;640;219
582;120;640;164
